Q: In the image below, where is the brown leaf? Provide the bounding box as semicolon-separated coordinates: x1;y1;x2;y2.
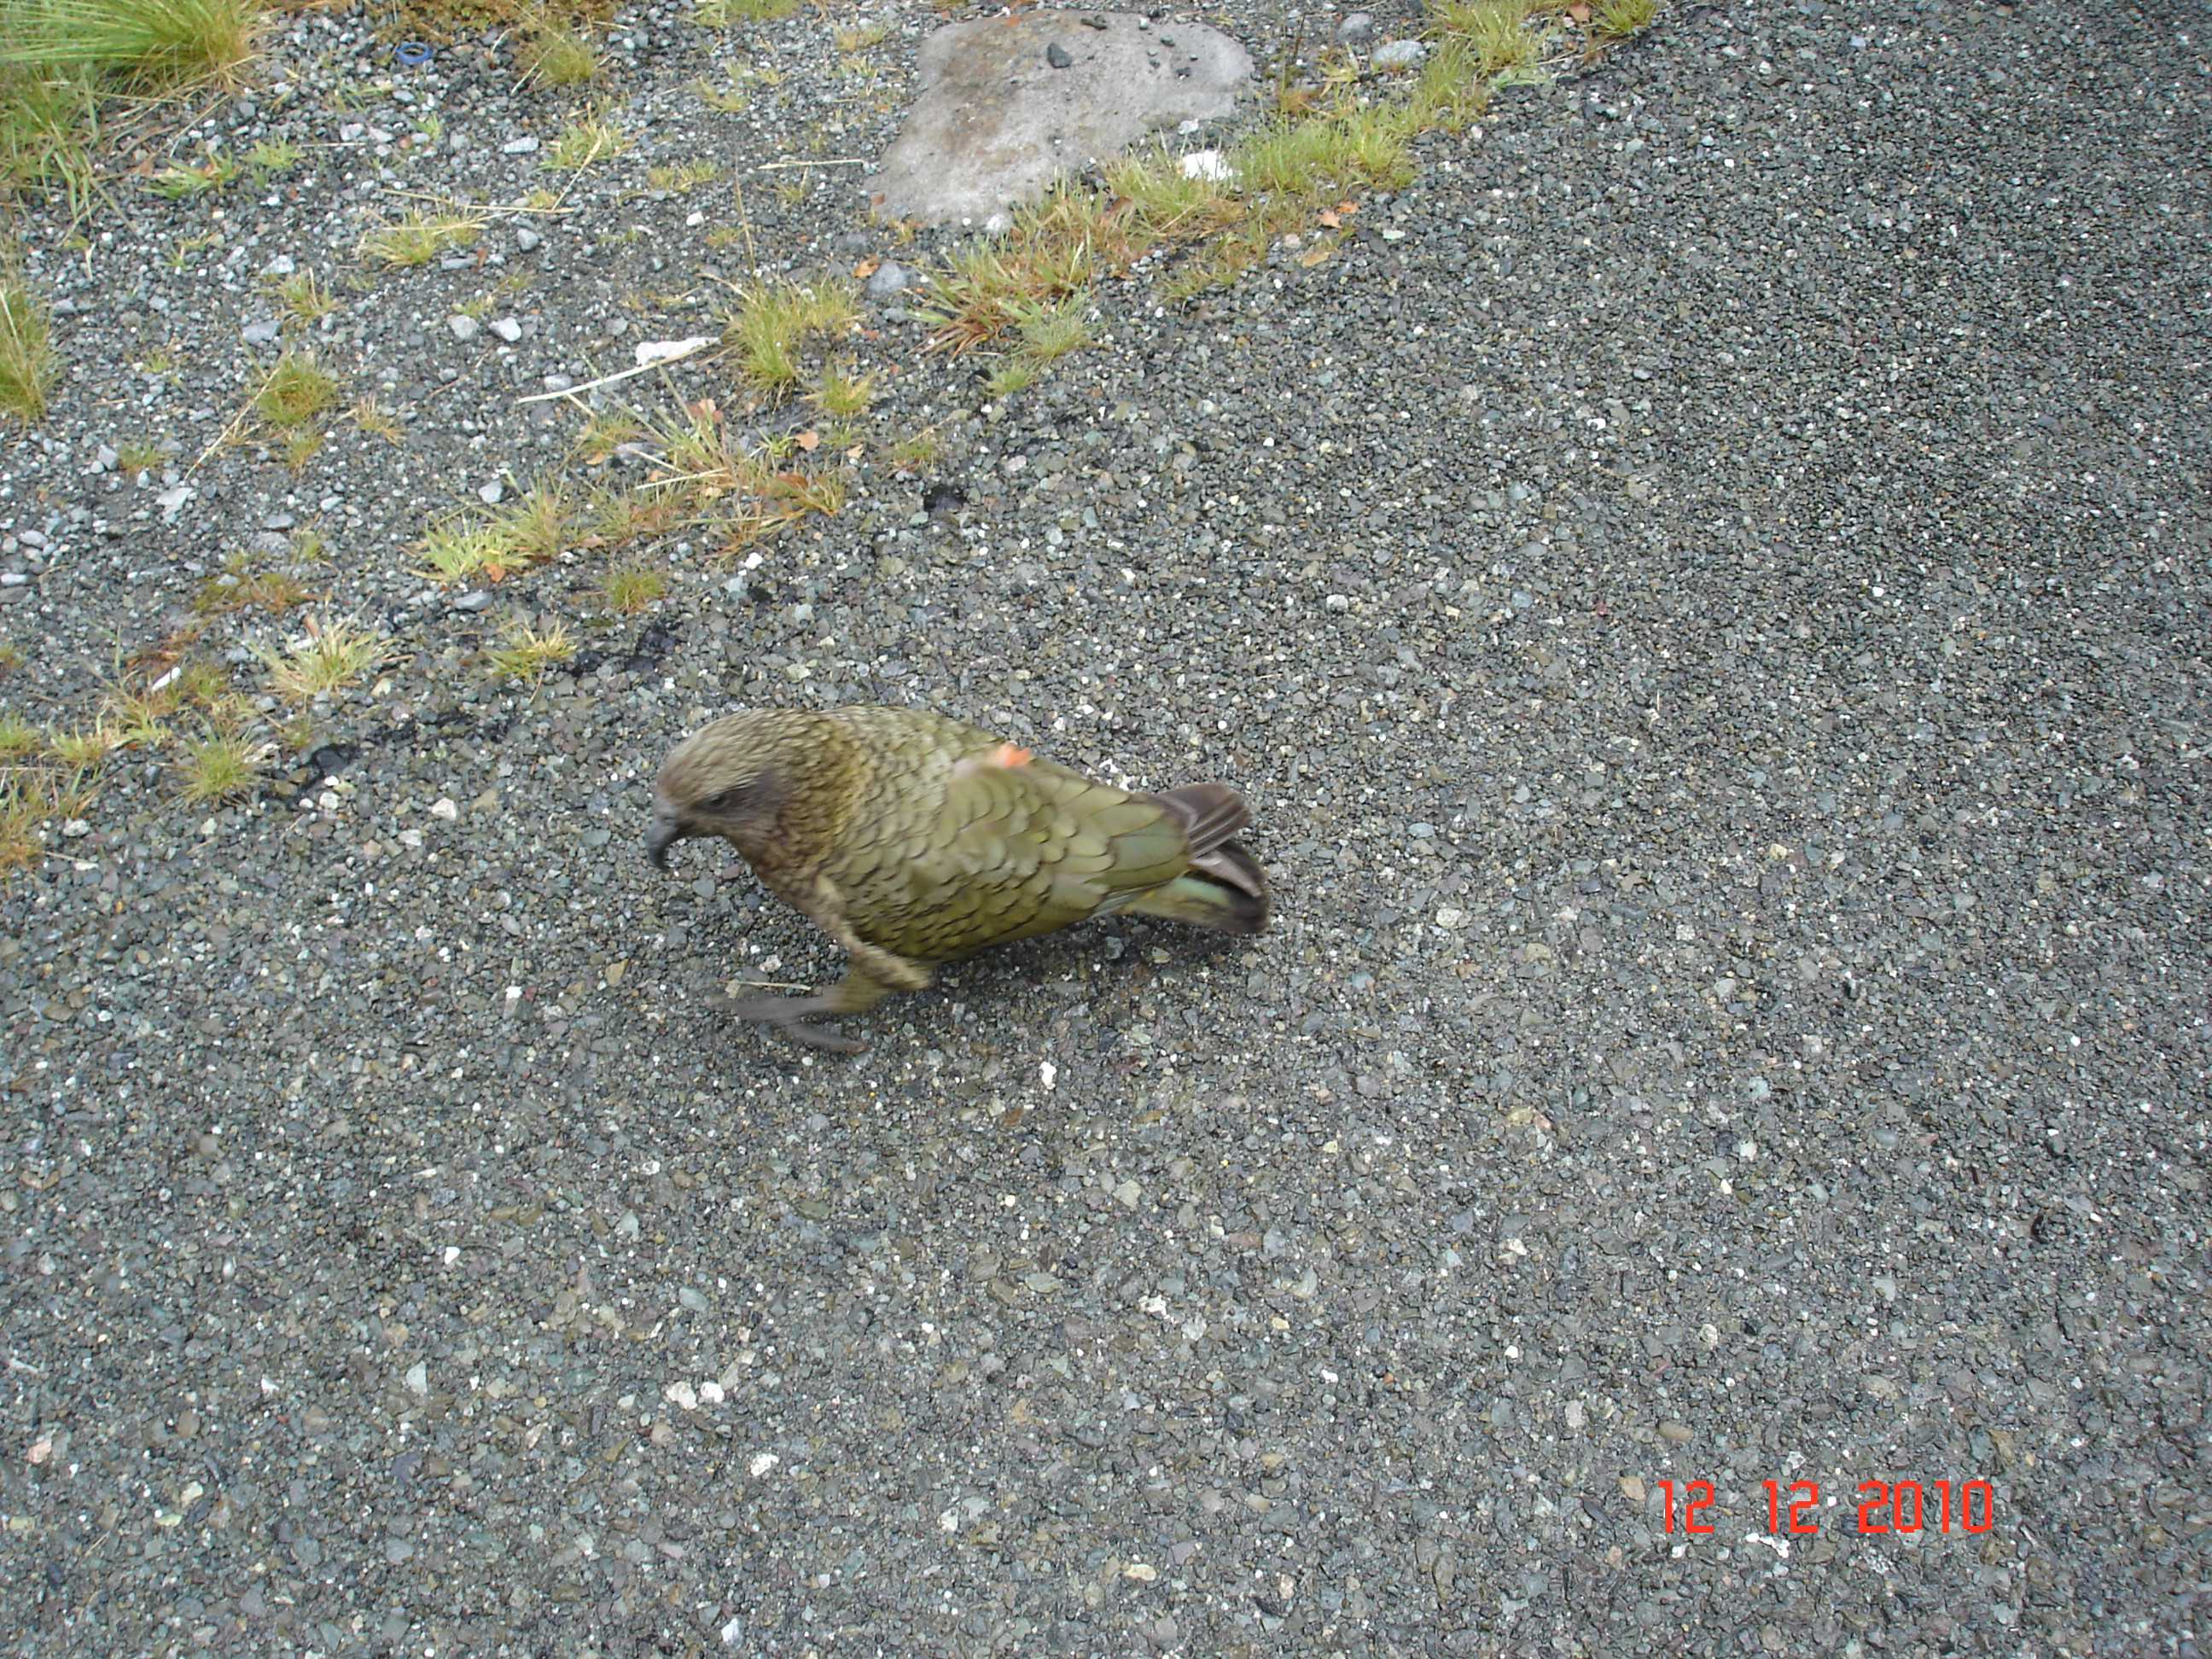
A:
853;257;881;279
1335;199;1359;216
1569;3;1592;20
794;430;820;451
1318;211;1342;229
1299;242;1336;268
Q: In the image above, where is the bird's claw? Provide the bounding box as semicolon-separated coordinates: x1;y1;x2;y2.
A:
714;992;866;1055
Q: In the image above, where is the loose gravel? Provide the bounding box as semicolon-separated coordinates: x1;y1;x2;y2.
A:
1;0;2206;1653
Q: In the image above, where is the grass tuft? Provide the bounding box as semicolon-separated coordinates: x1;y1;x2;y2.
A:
515;12;598;89
45;721;119;767
1592;0;1658;42
599;562;667;613
723;277;858;395
1435;0;1554;83
415;479;580;585
1;0;264;93
359;207;486;268
258;613;383;702
1017;294;1091;363
693;0;798;25
255;349;336;428
0;709;38;759
0;66;97;215
274;270;333;328
1105;146;1242;242
177;715;263;803
486;620;576;683
0;275;56;423
542;116;626;172
193;548;312;615
810;360;874;418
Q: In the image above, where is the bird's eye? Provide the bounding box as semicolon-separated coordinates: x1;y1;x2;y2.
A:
700;788;744;815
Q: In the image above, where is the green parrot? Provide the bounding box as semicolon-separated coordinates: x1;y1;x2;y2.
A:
645;705;1269;1051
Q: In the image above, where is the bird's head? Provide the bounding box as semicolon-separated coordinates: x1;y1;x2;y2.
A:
645;712;800;870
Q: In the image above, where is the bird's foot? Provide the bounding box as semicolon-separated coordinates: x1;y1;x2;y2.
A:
714;991;866;1055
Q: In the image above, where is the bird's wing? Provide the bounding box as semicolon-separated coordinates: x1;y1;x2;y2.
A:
859;752;1192;959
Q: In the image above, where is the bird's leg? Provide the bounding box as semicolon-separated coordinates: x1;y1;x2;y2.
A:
719;965;890;1055
798;876;934;994
718;876;935;1053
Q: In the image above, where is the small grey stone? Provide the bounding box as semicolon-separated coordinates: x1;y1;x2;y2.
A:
241;318;282;346
503;136;539;154
865;261;914;300
515;226;542;252
490;317;522;342
1373;38;1428;67
452;591;493;612
1335;11;1375;47
1046;41;1073;68
448;315;480;341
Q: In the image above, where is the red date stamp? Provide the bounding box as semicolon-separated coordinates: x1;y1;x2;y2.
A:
1656;1478;1996;1536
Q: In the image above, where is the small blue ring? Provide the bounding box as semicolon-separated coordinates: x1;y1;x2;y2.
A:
395;40;433;67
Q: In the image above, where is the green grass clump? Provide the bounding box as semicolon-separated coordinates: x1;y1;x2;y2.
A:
415;480;580;585
255;349;336;428
275;270;333;327
693;0;798;26
0;0;265;92
0;66;96;213
243;136;299;181
0;709;38;759
486;620;575;683
516;13;598;88
1017;295;1091;364
1592;0;1658;42
810;361;874;418
358;208;485;268
599;562;666;613
258;613;382;702
0;276;56;423
542;117;626;172
723;277;858;395
176;715;262;803
148;148;236;197
983;358;1037;400
1435;0;1553;83
498;480;579;563
0;771;50;877
44;721;119;767
1104;146;1241;242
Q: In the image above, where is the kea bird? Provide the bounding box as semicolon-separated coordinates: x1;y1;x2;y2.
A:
645;705;1268;1051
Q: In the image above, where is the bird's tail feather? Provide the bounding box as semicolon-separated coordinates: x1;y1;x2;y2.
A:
1124;842;1270;934
1153;782;1249;859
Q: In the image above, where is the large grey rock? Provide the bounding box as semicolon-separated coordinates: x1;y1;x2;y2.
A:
870;12;1251;227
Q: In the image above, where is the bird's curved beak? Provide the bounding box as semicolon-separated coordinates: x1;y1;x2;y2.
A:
645;801;681;870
